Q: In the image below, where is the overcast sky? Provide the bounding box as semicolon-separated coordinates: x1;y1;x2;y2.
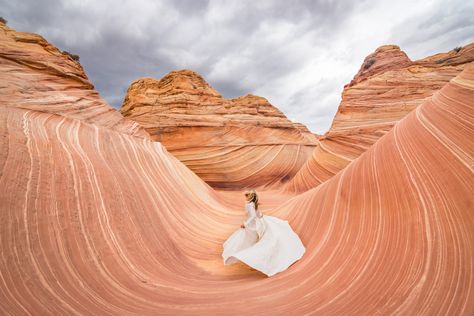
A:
2;0;473;133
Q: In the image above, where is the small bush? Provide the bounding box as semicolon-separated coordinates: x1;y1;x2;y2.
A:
62;50;80;62
453;46;462;53
363;59;375;70
0;17;7;24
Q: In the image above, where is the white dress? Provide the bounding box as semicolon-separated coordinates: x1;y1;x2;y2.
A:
222;201;306;277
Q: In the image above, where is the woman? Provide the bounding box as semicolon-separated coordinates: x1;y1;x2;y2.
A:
222;190;306;277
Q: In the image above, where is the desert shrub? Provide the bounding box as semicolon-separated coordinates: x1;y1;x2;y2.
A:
363;59;375;70
454;46;462;53
0;17;7;24
62;50;80;61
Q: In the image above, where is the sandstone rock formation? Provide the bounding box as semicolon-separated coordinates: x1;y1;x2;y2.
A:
0;23;148;138
284;43;474;193
120;70;318;189
1;23;473;315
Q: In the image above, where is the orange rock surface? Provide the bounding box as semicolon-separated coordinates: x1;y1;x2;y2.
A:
120;70;318;189
1;24;473;314
0;23;148;138
285;43;474;192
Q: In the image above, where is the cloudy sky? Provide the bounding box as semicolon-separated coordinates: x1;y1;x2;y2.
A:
2;0;474;133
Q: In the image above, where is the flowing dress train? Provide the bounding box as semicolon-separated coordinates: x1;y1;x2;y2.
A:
222;201;305;277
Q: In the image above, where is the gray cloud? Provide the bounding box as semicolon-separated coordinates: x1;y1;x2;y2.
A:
1;0;473;134
389;0;474;59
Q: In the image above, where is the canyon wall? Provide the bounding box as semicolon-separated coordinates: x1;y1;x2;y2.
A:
284;43;474;192
120;70;318;189
0;23;148;138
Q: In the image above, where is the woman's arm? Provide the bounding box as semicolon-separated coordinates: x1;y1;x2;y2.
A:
242;202;257;228
244;215;256;226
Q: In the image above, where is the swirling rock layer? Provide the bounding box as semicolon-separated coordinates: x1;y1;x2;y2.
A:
1;24;473;315
0;23;148;138
285;43;474;192
120;71;318;189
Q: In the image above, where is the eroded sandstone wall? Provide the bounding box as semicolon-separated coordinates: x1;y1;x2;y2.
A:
120;70;318;189
284;43;474;192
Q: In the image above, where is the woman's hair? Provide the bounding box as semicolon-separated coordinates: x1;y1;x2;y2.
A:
245;189;259;210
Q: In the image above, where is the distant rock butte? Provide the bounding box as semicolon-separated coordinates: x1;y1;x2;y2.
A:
284;43;474;192
121;70;319;189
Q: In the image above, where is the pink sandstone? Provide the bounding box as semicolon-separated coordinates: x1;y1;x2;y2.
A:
120;70;318;189
0;23;473;314
284;43;474;192
0;23;148;138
